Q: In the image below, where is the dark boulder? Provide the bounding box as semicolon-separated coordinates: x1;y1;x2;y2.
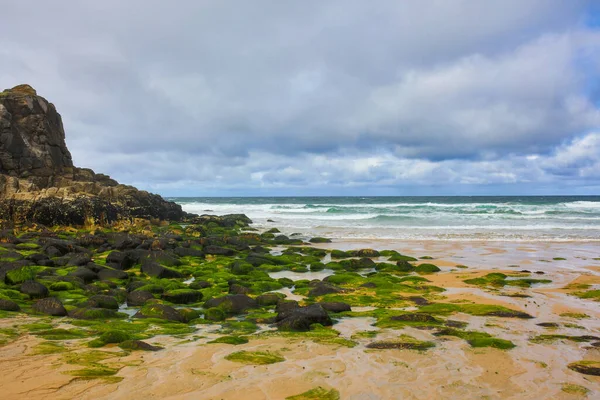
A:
162;290;203;304
97;267;129;280
0;299;20;311
134;303;185;323
390;313;439;323
127;290;155;306
69;266;98;283
203;294;258;315
319;302;351;313
204;245;235;256
106;251;137;270
189;280;211;290
173;247;204;258
256;292;285;307
32;297;67;316
308;282;342;297
276;304;333;331
67;253;92;266
69;307;120;320
486;310;533;319
20;281;49;298
140;261;183;279
85;295;119;310
119;340;162;351
229;283;252;295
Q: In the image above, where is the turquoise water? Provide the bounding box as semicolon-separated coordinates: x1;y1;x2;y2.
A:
171;196;600;241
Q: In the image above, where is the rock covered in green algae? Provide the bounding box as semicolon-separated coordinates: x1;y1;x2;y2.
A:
568;361;600;376
134;303;185;323
119;340;163;351
276;303;333;331
203;294;258;315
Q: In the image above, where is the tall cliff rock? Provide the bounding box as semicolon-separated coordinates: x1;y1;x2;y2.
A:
0;85;186;225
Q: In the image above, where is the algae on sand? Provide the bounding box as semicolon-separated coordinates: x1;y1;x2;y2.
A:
224;350;285;365
286;386;340;400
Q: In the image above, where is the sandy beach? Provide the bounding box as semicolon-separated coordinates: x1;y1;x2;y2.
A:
1;239;598;400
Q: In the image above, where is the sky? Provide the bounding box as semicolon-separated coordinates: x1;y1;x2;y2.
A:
1;1;600;196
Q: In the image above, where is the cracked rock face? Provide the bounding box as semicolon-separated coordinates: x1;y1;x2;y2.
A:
0;85;186;225
0;84;73;177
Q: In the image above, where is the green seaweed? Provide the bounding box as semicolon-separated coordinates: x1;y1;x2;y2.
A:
435;328;515;349
208;335;249;345
286;387;340;400
224;350;285;365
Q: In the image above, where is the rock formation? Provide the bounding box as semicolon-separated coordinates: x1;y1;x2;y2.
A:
0;84;186;225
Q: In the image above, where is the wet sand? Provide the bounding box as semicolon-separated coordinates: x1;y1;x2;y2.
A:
1;240;599;399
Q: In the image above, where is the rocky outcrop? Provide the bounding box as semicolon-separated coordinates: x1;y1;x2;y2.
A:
0;85;187;225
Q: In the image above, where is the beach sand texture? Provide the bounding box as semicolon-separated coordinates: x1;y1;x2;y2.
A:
0;240;599;400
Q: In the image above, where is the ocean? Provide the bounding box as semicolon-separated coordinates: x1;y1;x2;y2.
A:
170;196;600;242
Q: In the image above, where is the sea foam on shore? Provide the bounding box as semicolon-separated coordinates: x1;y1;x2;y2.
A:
175;196;600;241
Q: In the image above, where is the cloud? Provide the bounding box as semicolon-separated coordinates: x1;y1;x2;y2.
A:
0;1;599;195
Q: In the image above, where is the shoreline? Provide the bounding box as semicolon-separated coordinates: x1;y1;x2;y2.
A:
0;224;599;399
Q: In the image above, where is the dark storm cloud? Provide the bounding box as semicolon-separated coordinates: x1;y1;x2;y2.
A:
1;1;599;194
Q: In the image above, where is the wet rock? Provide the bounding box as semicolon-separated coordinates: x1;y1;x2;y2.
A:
97;267;129;280
19;281;49;298
85;295;119;310
276;304;333;331
319;302;351;313
360;282;377;288
140;261;183;279
69;307;120;319
203;294;258;315
127;290;155;306
189;280;211;290
173;247;204;258
486;310;533;319
308;282;342;297
119;340;162;351
537;322;560;328
229;283;252;295
106;251;137;270
391;313;439;323
0;299;20;312
366;340;434;350
444;320;468;329
408;296;429;306
32;297;67;316
204;245;235;256
134;303;185;323
69;266;98;283
340;257;375;271
256;292;284;307
67;253;92;266
162;289;203;304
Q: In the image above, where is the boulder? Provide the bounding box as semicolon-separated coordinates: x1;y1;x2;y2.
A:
127;290;155;306
0;85;187;225
85;295;119;310
0;299;20;312
162;289;203;304
203;294;258;315
19;281;49;298
119;340;162;351
308;282;342;297
140;261;183;278
319;301;351;313
134;303;185;323
276;304;333;331
69;307;120;320
32;297;67;316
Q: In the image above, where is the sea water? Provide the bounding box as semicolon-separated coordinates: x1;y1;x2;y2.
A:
170;196;600;242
